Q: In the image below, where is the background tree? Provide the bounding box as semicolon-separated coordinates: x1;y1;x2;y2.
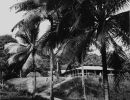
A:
0;35;16;80
10;0;130;100
4;20;49;94
107;48;130;92
49;1;130;100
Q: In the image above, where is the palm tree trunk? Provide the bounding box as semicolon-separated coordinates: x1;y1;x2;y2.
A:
50;48;54;100
81;65;87;100
101;43;110;100
32;32;36;96
34;66;36;93
32;57;37;95
20;70;22;78
1;71;3;90
0;70;2;84
32;48;36;96
56;58;61;79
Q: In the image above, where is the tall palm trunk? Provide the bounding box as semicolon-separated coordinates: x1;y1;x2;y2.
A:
1;71;3;90
81;65;87;100
32;47;36;96
50;48;54;100
56;58;61;79
34;64;36;94
101;43;110;100
20;70;22;78
0;70;2;84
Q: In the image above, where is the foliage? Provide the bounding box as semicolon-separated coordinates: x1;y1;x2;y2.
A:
10;0;130;66
107;49;130;91
84;54;101;66
0;35;16;77
10;1;130;99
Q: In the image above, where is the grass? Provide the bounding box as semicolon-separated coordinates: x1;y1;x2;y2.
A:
37;76;130;100
36;76;104;100
1;76;130;100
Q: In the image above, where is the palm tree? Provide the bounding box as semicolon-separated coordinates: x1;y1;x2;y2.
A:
10;1;59;99
55;1;130;100
52;1;130;100
4;20;48;95
10;1;76;99
107;47;130;91
55;35;91;100
11;0;130;100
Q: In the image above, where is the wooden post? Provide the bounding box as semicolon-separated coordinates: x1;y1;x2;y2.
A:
50;48;54;100
101;43;110;100
2;71;3;90
82;65;87;100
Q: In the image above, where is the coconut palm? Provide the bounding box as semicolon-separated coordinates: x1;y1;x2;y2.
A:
54;34;93;100
10;1;76;99
11;0;130;100
4;19;50;94
10;1;56;99
107;47;130;92
54;1;130;100
55;2;130;100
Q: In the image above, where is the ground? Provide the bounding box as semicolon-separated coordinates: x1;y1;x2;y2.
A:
0;76;130;100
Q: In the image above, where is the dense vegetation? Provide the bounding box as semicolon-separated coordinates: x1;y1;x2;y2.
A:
0;0;130;100
0;35;17;80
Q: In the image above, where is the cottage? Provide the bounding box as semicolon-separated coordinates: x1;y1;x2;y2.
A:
61;65;114;77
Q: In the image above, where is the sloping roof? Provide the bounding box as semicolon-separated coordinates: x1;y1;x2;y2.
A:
60;54;102;70
76;66;114;70
61;65;114;71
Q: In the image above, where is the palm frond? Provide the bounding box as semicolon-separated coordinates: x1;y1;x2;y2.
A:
22;53;42;72
34;54;43;68
14;19;40;44
11;20;24;32
12;12;42;32
112;11;130;45
37;19;51;41
12;6;47;36
12;8;49;44
47;13;81;47
8;52;27;65
79;0;96;29
22;6;47;20
105;0;130;14
7;45;27;54
47;0;74;12
70;14;81;32
10;0;40;13
103;14;130;48
74;33;93;63
107;50;129;91
4;42;27;51
54;41;69;56
8;55;17;65
59;30;95;64
76;0;85;4
113;11;129;32
15;32;31;44
22;53;33;72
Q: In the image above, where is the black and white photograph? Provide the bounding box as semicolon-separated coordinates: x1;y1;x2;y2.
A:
0;0;130;100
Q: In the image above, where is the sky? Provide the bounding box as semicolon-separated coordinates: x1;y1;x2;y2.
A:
0;0;130;36
0;0;22;36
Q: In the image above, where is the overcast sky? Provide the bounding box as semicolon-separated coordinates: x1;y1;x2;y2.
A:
0;1;130;36
0;0;22;36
